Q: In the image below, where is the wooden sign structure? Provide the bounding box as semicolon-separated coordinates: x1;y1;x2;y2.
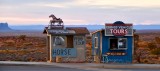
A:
48;14;64;29
92;21;134;63
43;14;89;63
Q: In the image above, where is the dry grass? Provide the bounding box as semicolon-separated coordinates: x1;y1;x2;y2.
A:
0;35;47;62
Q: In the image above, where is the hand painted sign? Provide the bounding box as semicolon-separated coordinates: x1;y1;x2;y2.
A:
102;56;123;63
52;48;76;57
48;30;76;34
74;36;85;45
106;52;126;56
105;24;133;36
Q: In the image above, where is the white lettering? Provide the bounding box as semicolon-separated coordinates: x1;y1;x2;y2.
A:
110;29;113;33
110;29;127;35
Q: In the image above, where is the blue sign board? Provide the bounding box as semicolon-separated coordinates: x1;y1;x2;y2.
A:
52;48;77;57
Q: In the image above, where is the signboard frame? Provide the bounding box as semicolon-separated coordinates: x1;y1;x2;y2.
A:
48;29;76;34
105;24;133;36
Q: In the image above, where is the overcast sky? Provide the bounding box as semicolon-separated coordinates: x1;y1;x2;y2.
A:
0;0;160;25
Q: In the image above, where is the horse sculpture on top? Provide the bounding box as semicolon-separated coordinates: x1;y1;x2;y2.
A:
49;14;63;26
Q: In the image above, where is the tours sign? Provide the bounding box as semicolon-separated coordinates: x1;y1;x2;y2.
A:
105;24;133;36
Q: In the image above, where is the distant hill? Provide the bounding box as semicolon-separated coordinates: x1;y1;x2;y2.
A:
9;25;160;33
10;25;160;30
0;23;12;31
10;25;45;31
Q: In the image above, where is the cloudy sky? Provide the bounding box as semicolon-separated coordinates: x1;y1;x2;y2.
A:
0;0;160;25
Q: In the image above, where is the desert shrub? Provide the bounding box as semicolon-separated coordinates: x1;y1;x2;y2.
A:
27;57;34;61
34;42;46;48
16;45;22;48
87;42;92;45
23;42;33;46
134;34;139;41
86;36;91;39
155;37;160;44
147;42;157;50
138;41;148;48
18;35;26;40
7;50;17;53
4;40;15;47
143;59;149;63
151;48;160;55
133;34;139;56
86;50;92;56
4;49;9;53
86;46;92;50
15;58;23;61
19;50;29;55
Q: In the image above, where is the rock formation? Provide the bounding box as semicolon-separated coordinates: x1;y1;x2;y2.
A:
0;22;12;30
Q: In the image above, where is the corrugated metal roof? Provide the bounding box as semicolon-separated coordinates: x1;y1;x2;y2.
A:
66;27;89;35
43;27;89;35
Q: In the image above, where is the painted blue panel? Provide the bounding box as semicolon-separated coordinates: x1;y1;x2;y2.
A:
52;48;76;57
92;30;133;63
101;31;133;63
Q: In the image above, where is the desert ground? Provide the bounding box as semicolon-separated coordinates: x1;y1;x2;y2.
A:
0;30;159;63
0;31;47;61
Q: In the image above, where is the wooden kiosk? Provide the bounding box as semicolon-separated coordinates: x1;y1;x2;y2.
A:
92;21;134;63
43;14;89;63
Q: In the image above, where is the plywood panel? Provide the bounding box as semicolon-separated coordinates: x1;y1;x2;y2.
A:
67;35;73;48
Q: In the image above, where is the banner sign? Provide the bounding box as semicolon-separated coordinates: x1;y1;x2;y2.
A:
48;30;76;34
106;52;126;56
105;24;133;36
52;48;76;57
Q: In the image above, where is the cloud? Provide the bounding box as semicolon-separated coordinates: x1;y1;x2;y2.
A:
73;0;160;8
64;19;87;23
0;0;160;25
43;4;68;8
0;17;48;24
0;16;88;25
27;3;69;8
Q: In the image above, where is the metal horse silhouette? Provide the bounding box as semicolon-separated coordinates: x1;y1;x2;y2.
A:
49;14;63;26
